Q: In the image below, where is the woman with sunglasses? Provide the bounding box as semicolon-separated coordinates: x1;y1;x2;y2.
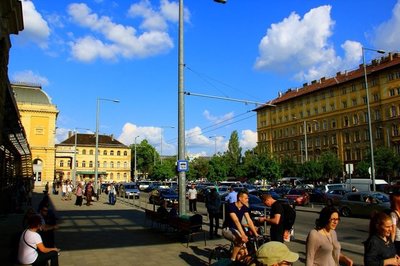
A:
306;206;353;266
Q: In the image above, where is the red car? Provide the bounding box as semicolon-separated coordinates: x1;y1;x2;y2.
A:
285;189;310;206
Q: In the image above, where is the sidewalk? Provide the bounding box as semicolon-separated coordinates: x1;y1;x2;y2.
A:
0;188;364;266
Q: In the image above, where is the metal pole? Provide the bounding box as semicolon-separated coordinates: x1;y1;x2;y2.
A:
363;48;376;192
160;128;163;164
304;120;308;162
73;130;77;185
178;0;186;216
134;136;139;181
94;98;100;192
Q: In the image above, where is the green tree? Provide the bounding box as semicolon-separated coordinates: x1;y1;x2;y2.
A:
225;130;242;177
188;157;209;181
152;158;176;180
354;160;370;178
208;155;229;182
258;153;281;183
375;146;399;180
319;151;342;181
130;139;158;179
280;156;298;177
241;149;259;180
299;160;323;181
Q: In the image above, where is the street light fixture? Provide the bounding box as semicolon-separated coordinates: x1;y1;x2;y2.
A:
160;126;175;164
94;97;119;194
134;135;139;182
362;47;385;192
178;0;225;215
73;127;91;185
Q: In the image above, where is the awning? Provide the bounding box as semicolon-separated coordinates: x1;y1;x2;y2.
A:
76;171;107;175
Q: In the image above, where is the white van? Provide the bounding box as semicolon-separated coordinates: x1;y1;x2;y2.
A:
324;183;347;193
345;178;388;192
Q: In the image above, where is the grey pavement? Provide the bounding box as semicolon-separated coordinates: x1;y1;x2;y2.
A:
0;188;365;266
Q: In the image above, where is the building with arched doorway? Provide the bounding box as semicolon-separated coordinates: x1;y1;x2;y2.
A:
11;83;59;186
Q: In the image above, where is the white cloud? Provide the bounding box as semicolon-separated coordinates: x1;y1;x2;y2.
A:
17;0;50;49
67;2;174;62
11;70;49;86
128;0;168;31
55;127;70;144
371;0;400;51
203;110;234;125
254;5;361;82
118;123;176;155
185;126;211;147
240;130;257;152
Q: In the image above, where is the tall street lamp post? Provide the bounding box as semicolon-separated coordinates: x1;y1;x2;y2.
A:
95;97;119;194
303;120;308;162
178;0;225;215
209;135;225;155
73;127;91;186
134;135;139;181
160;126;174;164
362;47;385;192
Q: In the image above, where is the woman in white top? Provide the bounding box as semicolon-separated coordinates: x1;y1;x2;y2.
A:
18;214;60;266
390;191;400;254
306;206;353;266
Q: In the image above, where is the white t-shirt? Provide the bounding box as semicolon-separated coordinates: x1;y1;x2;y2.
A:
187;188;197;200
391;211;400;241
18;229;42;264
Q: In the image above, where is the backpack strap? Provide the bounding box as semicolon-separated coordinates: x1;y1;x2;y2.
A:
23;229;37;251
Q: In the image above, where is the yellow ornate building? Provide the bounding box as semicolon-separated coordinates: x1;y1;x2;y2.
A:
11;83;58;185
55;133;131;183
255;53;400;170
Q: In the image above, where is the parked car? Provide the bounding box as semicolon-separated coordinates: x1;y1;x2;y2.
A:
119;182;140;199
325;188;351;206
149;188;179;206
338;191;390;217
285;189;310;206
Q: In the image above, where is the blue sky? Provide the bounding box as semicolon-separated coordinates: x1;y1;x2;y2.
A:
10;0;400;157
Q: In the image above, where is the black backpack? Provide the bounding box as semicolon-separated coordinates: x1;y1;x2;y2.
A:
282;203;296;230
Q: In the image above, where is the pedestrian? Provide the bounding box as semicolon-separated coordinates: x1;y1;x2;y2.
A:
85;182;93;206
306;206;353;266
108;183;116;205
222;190;259;262
44;182;49;194
225;186;238;204
187;183;197;213
61;181;67;200
75;183;83;206
38;205;59;248
206;187;221;239
259;194;285;242
364;211;400;266
390;187;400;255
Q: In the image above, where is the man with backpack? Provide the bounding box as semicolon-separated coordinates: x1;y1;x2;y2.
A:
260;194;290;243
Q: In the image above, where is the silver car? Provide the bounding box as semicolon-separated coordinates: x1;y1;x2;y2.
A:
120;183;140;199
338;191;390;217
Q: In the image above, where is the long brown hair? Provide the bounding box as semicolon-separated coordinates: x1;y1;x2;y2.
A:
369;211;391;237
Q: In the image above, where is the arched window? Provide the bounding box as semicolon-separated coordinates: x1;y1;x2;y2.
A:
89;149;94;155
117;150;121;156
117;173;120;179
103;150;107;156
123;173;127;178
60;160;64;167
124;162;127;168
89;161;93;168
103;161;107;168
82;149;87;155
124;151;128;156
76;160;78;167
110;150;114;156
110;173;114;179
110;161;114;168
117;161;120;168
82;161;86;167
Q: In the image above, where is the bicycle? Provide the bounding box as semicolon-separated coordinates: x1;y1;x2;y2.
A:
208;235;269;265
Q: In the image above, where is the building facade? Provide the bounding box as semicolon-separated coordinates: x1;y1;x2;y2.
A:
55;133;131;183
11;83;59;185
255;53;400;173
0;0;33;214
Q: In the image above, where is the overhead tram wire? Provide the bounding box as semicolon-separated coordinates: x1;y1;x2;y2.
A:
185;65;263;103
165;110;256;145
